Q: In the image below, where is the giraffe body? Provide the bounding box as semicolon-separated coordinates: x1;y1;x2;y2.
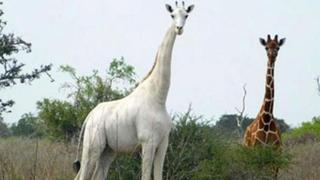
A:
73;2;194;180
244;115;281;147
244;35;285;148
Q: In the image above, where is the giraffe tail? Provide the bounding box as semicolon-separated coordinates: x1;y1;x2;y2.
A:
73;119;88;173
73;160;81;173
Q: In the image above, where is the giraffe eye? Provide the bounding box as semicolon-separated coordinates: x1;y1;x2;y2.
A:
185;15;189;18
265;47;269;50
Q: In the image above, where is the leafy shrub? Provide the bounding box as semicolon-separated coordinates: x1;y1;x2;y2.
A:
193;145;292;180
35;58;137;140
283;116;320;145
10;113;44;137
163;109;220;179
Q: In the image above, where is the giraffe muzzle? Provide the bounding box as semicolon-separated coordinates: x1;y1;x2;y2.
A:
268;50;278;58
175;26;184;35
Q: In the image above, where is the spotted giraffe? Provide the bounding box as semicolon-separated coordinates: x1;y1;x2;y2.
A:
244;34;286;148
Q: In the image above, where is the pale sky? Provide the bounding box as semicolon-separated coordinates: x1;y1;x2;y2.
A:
2;0;320;127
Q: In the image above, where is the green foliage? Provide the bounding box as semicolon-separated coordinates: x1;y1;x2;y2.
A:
10;113;43;137
163;109;218;179
193;145;292;180
107;57;136;85
232;146;291;179
36;58;136;139
0;5;52;117
214;114;290;139
283;116;320;144
108;154;141;180
60;57;136;104
37;99;78;139
277;118;290;133
214;114;254;138
214;114;239;134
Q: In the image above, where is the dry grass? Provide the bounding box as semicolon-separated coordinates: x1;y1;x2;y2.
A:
0;138;76;180
0;137;319;180
280;142;320;180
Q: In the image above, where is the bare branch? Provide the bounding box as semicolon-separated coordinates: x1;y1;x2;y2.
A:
316;76;320;96
235;84;247;136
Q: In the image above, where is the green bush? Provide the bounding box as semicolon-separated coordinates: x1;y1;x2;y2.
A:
193;145;292;180
163;109;220;179
34;58;137;140
283;116;320;145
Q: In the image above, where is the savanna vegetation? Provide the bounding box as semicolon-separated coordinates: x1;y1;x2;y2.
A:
0;56;319;179
0;3;320;180
1;110;320;179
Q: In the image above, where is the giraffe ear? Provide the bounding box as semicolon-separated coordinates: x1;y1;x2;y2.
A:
186;5;195;13
259;38;267;46
279;38;286;46
165;4;173;13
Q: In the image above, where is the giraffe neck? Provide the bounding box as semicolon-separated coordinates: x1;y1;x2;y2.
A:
260;57;276;123
139;24;176;105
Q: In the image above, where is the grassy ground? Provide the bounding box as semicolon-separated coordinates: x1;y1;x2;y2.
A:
0;137;319;180
0;138;76;180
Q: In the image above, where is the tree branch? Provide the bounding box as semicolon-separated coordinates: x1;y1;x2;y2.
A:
235;83;247;136
316;76;320;96
0;6;53;117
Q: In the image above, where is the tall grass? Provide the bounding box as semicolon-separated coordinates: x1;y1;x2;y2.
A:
0;137;76;180
281;142;320;180
0;138;319;179
1;114;320;180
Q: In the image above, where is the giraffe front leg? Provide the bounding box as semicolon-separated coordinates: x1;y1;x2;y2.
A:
153;136;169;180
244;128;252;146
141;142;157;180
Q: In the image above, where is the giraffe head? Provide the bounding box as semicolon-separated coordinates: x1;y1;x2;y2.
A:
259;35;286;60
165;1;194;35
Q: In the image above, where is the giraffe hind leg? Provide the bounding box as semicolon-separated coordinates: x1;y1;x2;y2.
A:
76;126;107;180
92;147;116;180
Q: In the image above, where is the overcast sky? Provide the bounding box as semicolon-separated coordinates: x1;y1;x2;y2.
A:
2;0;320;126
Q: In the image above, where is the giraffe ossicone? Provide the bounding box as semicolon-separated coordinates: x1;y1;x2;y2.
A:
73;2;194;180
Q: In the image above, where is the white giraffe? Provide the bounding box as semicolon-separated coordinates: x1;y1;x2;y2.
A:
73;2;194;180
